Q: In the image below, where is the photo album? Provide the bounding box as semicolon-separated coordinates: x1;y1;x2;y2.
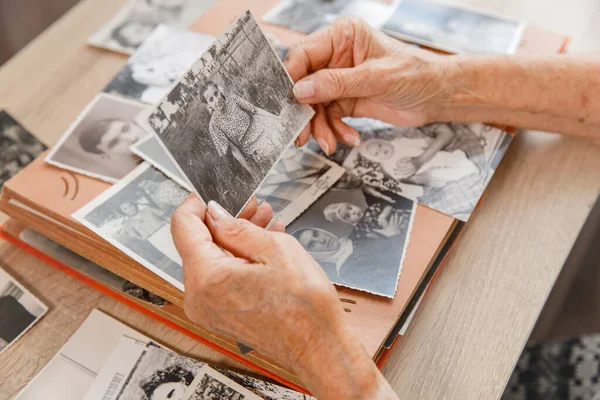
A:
0;0;571;393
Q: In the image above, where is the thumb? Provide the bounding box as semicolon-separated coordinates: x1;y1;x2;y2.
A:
205;201;277;263
292;63;382;104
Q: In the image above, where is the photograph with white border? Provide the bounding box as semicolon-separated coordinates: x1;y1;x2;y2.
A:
104;25;215;104
263;0;397;34
183;365;262;400
45;93;149;183
0;266;47;355
138;10;314;216
255;146;345;226
286;172;416;298
88;0;216;55
382;0;525;54
72;162;189;291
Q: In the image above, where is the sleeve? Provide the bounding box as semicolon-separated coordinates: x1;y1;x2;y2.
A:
208;117;229;157
232;93;257;114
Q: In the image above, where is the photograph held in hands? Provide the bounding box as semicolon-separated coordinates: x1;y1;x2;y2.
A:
139;10;314;216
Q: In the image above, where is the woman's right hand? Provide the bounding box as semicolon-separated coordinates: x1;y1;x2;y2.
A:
285;17;457;154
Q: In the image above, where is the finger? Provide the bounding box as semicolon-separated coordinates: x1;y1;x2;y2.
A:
170;195;226;263
295;122;312;147
326;101;361;147
312;104;337;155
268;219;286;233
248;202;274;228
205;200;277;263
238;196;258;220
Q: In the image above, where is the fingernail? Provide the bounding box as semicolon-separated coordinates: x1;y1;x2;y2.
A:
293;80;315;99
207;200;231;221
317;138;330;155
343;134;360;147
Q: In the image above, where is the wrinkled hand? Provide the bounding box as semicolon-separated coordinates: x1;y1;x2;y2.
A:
285;17;454;154
170;195;347;369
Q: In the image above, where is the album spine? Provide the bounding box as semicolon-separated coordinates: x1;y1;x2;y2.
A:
0;225;311;395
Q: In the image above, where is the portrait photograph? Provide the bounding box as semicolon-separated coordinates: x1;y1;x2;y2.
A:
255;146;345;226
263;0;397;34
184;366;262;400
0;266;48;354
341;121;513;221
141;11;314;216
382;0;525;54
104;25;215;104
72;162;190;291
287;173;416;297
88;0;216;54
0;110;47;187
45;93;148;183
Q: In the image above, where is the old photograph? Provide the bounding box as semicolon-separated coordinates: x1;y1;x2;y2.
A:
0;111;47;187
255;146;345;226
72;163;189;291
341;121;513;221
287;173;416;297
131;135;193;190
45;93;148;183
0;266;48;354
140;11;314;216
88;0;216;54
383;0;525;54
263;0;397;34
104;25;215;104
184;366;262;400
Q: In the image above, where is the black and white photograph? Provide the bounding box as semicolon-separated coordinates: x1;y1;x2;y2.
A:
0;266;48;354
287;173;416;297
88;0;216;54
131;135;193;190
263;0;397;34
72;163;189;291
45;93;149;183
341;121;513;221
140;11;314;216
104;25;215;104
382;0;525;54
255;146;345;226
0;111;47;187
183;366;262;400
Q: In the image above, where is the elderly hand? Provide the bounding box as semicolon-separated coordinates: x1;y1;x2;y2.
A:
286;17;455;154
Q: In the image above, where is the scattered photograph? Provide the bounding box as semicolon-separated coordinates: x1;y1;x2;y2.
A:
183;365;262;400
0;266;48;354
104;25;215;104
130;135;192;190
88;0;216;54
0;111;47;187
45;93;148;183
287;172;416;297
263;0;397;34
341;121;513;221
139;11;314;216
72;163;190;291
382;0;525;54
255;146;345;225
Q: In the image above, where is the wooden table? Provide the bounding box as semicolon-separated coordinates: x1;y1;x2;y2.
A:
1;0;600;398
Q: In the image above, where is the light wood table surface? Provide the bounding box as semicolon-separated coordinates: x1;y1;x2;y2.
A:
1;0;600;399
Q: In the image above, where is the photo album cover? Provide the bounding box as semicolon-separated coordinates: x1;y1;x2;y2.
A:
137;10;314;216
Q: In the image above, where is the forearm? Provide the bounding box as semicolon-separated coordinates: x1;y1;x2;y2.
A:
437;55;600;141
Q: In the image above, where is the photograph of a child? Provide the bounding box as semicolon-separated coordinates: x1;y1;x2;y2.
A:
73;163;189;290
287;173;415;297
0;111;46;187
342;122;513;221
104;25;215;104
383;0;524;54
88;0;216;54
0;267;48;354
263;0;396;34
255;146;345;225
45;94;148;183
142;11;314;216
